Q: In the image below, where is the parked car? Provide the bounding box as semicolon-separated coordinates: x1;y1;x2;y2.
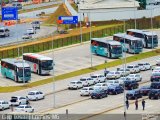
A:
148;89;160;99
137;62;151;71
15;105;34;113
127;74;142;82
31;21;40;29
90;74;106;83
117;77;130;86
0;100;10;111
150;72;160;82
27;91;45;101
90;89;108;99
107;85;124;95
127;65;140;73
106;71;121;79
152;67;160;71
79;77;95;86
12;2;22;10
139;85;152;96
22;33;32;39
0;27;10;37
126;89;142;100
10;96;28;106
27;28;36;34
80;87;94;96
105;80;121;86
117;68;130;76
124;80;139;90
150;82;160;89
94;83;108;91
68;81;83;90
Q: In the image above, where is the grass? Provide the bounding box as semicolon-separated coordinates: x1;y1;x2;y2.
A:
44;3;71;25
0;49;160;93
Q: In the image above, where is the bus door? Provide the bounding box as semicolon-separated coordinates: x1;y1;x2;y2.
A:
108;45;112;58
39;61;41;75
144;35;148;48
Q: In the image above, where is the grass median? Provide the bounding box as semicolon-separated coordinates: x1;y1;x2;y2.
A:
0;49;160;93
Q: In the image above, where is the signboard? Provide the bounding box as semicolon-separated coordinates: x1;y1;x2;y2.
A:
2;7;18;21
58;16;78;24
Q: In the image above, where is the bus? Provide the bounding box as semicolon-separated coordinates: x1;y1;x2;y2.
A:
23;53;53;75
91;38;123;58
113;33;143;54
1;59;31;82
126;29;158;48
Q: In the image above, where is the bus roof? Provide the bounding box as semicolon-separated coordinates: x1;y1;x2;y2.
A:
1;58;30;68
113;33;142;41
127;29;157;36
23;53;53;61
91;38;121;46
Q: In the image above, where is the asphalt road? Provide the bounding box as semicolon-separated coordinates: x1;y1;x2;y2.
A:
0;56;157;114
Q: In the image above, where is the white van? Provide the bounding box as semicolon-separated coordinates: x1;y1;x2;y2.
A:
0;27;10;37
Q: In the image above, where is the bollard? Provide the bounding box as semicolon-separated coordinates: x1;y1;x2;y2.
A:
66;109;68;120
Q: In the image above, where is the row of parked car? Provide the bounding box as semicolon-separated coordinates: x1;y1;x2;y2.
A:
0;90;44;112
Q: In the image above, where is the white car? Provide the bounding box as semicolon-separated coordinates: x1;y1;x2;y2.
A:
15;105;34;113
22;33;32;39
117;68;130;76
105;80;121;86
0;27;10;37
79;77;94;86
0;100;10;111
127;65;140;73
68;81;83;89
152;67;160;73
106;71;121;79
94;83;108;90
27;28;36;34
137;62;151;71
127;74;142;82
117;77;130;86
90;74;106;83
80;87;94;96
10;96;28;106
27;91;45;101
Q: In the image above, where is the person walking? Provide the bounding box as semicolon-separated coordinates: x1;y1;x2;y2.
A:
104;68;107;77
142;99;145;110
135;99;138;110
125;99;129;110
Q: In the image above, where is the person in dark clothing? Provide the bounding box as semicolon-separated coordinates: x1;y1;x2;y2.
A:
125;99;129;110
142;99;145;110
135;99;138;110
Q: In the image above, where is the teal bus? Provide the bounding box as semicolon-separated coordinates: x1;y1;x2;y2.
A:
127;29;158;48
1;59;31;82
91;38;123;58
113;33;143;54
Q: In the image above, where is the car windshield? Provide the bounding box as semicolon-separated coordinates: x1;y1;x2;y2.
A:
80;79;86;81
82;88;88;90
107;81;113;83
127;66;133;68
91;76;97;78
28;92;35;95
17;106;24;108
41;60;53;70
0;29;4;32
129;74;135;77
18;67;31;77
95;84;101;86
70;82;76;84
152;73;160;76
138;64;143;66
109;72;114;74
111;45;122;54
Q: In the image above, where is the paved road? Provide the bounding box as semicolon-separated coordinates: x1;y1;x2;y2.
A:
0;23;57;46
0;56;158;114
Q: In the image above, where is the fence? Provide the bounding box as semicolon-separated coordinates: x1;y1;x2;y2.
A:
0;20;160;60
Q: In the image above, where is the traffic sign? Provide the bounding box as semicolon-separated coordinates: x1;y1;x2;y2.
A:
58;16;78;24
1;7;18;21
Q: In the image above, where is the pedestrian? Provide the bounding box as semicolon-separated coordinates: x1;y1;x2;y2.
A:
125;99;129;110
135;99;138;110
104;68;108;77
142;99;145;110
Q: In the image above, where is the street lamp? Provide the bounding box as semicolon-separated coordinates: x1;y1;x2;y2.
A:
150;7;154;50
134;0;137;29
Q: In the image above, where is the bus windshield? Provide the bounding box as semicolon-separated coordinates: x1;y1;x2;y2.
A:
18;67;31;77
131;40;142;49
147;36;158;44
41;60;53;70
111;45;122;54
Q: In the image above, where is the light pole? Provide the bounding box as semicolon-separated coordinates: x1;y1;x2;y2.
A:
134;0;137;29
52;35;55;108
150;7;154;50
89;12;93;68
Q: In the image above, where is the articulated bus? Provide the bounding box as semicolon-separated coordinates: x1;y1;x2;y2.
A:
23;53;53;75
1;59;31;82
113;33;143;54
127;29;158;48
91;38;123;58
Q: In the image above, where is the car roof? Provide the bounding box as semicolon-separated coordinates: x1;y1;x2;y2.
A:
28;91;40;93
127;89;139;93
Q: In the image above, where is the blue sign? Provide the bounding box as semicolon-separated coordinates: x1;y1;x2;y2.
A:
2;7;18;21
58;16;78;24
